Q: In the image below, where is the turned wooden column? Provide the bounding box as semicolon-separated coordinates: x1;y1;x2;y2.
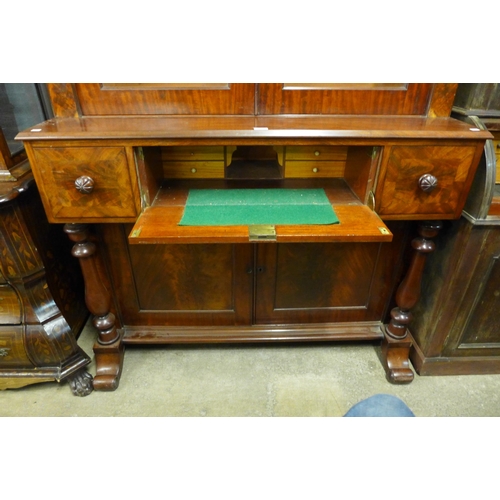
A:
382;221;443;383
64;223;124;390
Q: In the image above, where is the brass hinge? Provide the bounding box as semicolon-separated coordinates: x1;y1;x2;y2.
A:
249;225;277;241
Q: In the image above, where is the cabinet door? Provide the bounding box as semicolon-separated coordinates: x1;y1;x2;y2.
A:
103;225;254;327
254;235;405;325
257;83;443;116
71;83;256;116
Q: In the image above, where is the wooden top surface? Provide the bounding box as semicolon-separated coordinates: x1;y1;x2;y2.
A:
16;115;493;143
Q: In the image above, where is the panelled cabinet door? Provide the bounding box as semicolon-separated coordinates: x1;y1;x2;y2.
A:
253;237;405;325
256;83;454;116
71;84;256;116
104;225;255;328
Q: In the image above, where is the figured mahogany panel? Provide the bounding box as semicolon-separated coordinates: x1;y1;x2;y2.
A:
29;146;140;221
130;244;236;311
74;83;256;116
46;84;81;118
376;145;480;219
428;84;458;117
254;227;407;325
256;83;434;115
101;224;254;327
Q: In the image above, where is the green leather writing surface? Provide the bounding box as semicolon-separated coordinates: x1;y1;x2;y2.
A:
179;189;339;226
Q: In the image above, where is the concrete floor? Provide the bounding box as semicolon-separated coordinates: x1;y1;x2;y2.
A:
2;321;500;417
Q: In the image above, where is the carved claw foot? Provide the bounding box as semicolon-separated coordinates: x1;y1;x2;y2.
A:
67;368;94;396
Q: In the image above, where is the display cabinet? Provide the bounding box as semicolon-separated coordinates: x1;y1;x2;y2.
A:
16;83;490;392
409;83;500;375
0;83;90;395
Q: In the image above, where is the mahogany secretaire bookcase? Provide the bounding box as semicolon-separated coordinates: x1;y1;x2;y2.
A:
16;83;491;394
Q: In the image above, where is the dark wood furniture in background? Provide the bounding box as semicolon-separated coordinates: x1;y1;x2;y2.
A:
0;84;90;395
16;83;490;393
409;83;500;375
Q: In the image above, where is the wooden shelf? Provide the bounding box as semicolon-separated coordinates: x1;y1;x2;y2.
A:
128;179;392;244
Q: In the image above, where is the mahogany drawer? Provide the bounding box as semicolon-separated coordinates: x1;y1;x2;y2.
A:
376;145;479;219
30;146;140;222
285;146;347;178
163;161;225;178
285;146;348;161
162;146;225;161
285;161;345;178
161;146;225;178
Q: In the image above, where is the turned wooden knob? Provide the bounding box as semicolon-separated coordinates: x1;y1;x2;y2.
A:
75;175;95;194
418;173;438;193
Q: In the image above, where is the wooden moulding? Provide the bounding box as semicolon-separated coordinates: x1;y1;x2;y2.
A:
410;333;500;376
121;322;386;344
15;116;493;143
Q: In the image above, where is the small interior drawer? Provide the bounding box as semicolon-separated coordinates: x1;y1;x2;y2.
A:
285;146;348;161
163;161;225;178
285;161;345;178
161;146;225;161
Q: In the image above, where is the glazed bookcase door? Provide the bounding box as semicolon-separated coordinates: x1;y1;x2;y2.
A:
70;84;256;116
256;83;452;116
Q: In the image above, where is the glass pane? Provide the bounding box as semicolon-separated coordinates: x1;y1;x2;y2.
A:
0;83;47;156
